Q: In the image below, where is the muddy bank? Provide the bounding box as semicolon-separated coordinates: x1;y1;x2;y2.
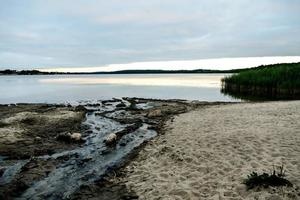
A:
0;104;86;159
69;100;233;200
0;98;216;199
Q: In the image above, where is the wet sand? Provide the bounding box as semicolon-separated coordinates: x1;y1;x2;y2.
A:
123;101;300;199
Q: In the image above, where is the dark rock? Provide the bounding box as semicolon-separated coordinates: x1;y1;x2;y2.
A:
101;149;111;155
74;105;87;112
84;130;93;135
119;143;126;147
0;167;5;177
116;102;126;108
56;132;72;143
56;132;84;143
86;103;101;107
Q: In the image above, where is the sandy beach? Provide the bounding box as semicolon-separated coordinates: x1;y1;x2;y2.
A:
123;101;300;199
0;100;299;199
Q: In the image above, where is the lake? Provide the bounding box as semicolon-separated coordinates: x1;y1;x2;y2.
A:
0;74;238;104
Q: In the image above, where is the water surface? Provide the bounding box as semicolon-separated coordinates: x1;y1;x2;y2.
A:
0;74;237;103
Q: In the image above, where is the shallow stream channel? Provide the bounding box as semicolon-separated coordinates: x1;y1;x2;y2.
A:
0;98;193;199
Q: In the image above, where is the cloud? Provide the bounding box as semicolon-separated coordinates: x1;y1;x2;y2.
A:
0;0;299;70
0;52;54;67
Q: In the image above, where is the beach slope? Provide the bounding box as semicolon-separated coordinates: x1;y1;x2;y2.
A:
123;101;300;199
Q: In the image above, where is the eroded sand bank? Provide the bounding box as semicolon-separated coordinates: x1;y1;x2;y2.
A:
123;101;300;199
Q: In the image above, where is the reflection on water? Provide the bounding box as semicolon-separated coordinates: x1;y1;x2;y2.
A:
39;74;223;88
0;74;238;103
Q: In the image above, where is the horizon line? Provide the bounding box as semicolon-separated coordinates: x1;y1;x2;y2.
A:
33;56;300;73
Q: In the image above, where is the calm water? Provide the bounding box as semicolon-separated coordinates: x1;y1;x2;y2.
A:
0;74;238;104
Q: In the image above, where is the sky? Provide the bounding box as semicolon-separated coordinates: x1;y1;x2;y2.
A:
0;0;300;72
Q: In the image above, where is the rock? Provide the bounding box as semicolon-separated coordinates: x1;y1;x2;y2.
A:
84;130;93;135
71;133;82;141
119;142;126;147
0;167;6;177
104;133;117;145
86;103;100;107
56;132;72;143
56;132;83;143
116;102;126;108
147;109;162;117
74;105;87;112
147;125;156;130
101;149;111;155
34;136;42;141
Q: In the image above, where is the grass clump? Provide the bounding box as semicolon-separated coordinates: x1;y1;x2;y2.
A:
244;165;293;189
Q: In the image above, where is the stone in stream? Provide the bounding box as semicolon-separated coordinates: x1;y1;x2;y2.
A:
0;167;5;177
116;102;126;108
119;142;126;147
70;133;82;141
56;132;84;143
74;105;87;112
104;133;117;146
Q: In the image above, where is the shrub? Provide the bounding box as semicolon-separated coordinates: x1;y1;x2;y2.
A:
243;165;293;189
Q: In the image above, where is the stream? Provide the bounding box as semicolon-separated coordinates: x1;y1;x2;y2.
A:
0;99;159;199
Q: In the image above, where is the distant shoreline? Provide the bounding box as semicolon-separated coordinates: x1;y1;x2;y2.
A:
1;62;299;75
0;69;239;76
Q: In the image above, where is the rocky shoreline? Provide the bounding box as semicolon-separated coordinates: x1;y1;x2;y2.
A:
0;98;225;199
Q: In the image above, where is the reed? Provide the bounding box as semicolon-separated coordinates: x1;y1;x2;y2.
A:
221;62;300;100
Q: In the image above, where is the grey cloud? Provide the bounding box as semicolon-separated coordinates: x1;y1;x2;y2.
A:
0;0;299;69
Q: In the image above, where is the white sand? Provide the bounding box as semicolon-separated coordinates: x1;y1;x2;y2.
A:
123;101;300;199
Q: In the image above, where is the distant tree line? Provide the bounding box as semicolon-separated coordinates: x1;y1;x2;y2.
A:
0;69;68;75
0;68;241;75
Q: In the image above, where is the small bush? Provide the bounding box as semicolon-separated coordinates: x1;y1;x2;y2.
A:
244;165;293;189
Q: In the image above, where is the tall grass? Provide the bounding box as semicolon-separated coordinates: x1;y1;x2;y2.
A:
221;62;300;100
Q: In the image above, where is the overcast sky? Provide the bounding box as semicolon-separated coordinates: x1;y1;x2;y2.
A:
0;0;299;71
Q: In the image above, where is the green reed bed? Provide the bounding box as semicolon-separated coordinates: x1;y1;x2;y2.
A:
221;62;300;100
